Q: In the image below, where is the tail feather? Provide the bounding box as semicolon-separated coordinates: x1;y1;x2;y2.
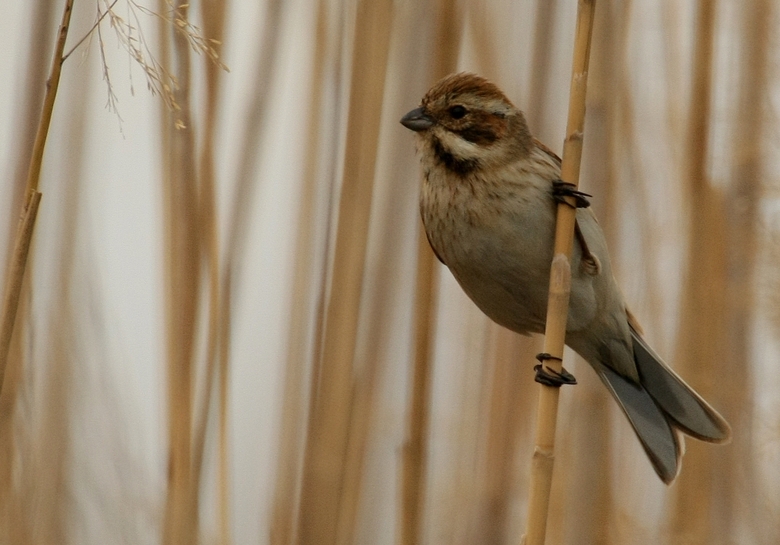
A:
597;365;682;484
630;327;732;444
595;327;731;484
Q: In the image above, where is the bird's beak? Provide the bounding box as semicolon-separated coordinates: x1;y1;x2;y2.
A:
400;107;434;132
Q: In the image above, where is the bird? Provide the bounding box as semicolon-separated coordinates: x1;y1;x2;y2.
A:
400;72;731;483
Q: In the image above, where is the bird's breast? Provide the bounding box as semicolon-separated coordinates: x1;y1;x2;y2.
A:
419;168;557;333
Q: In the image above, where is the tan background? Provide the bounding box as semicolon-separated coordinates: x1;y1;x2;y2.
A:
0;1;777;544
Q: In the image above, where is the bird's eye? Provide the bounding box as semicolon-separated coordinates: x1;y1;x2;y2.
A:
449;105;468;119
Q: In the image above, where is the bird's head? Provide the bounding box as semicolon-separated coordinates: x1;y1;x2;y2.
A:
401;73;532;175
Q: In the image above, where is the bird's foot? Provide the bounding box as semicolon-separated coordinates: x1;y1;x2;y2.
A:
552;180;591;209
534;353;577;386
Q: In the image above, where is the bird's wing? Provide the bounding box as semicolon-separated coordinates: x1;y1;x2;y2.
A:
625;307;645;336
533;138;562;165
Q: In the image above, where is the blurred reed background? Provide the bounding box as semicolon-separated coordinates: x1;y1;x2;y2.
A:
0;0;778;544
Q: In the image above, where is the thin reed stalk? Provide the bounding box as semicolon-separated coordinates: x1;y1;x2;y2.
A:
297;0;394;542
2;1;56;268
34;70;91;543
523;1;597;544
399;3;461;544
670;0;722;541
269;2;332;543
220;8;285;534
479;329;537;544
400;230;438;545
525;0;559;134
0;192;41;387
191;1;229;543
0;0;73;395
214;2;284;541
161;1;201;543
0;4;58;542
551;5;624;542
0;1;70;529
217;283;232;545
717;0;771;541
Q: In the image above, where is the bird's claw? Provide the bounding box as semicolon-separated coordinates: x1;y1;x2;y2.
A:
552;180;591;209
534;353;577;386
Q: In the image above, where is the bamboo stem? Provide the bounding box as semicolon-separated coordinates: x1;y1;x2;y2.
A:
523;1;597;544
0;0;74;394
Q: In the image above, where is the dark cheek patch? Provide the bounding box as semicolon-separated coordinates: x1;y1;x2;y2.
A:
456;113;506;145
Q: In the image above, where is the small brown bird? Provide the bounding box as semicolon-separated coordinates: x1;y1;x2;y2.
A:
401;72;731;483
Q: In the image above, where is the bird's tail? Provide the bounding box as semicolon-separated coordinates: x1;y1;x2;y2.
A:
596;327;731;484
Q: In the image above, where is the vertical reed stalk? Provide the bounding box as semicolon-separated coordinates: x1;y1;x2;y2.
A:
479;329;537;544
270;1;331;543
0;3;58;543
670;1;721;542
400;230;438;545
2;1;55;270
0;0;73;394
718;0;770;541
223;1;284;539
399;3;460;543
217;291;232;545
526;0;559;133
523;2;597;544
553;5;622;542
34;71;91;543
0;192;42;391
192;1;228;543
161;2;200;543
297;0;394;542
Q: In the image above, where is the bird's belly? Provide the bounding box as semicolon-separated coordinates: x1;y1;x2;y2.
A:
453;266;549;334
427;212;555;335
424;202;602;337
